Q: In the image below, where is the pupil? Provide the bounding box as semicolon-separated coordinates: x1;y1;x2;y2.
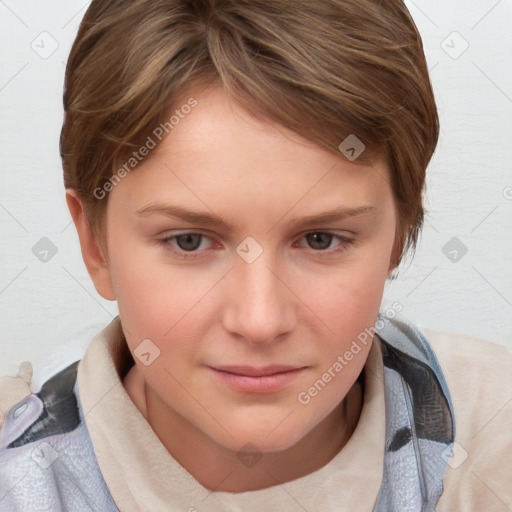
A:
177;234;201;251
308;232;330;250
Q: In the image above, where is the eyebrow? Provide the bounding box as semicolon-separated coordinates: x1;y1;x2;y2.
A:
136;202;377;231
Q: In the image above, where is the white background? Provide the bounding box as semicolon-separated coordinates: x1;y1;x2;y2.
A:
1;0;511;391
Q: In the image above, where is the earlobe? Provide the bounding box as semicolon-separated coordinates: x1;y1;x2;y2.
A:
388;241;400;275
65;189;116;301
387;229;404;278
387;261;398;280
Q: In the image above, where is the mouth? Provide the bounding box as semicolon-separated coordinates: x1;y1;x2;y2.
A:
212;365;304;376
207;365;308;393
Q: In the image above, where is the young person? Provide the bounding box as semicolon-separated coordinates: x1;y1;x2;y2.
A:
1;0;511;510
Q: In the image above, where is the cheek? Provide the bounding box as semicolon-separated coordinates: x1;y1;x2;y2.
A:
303;272;384;364
295;260;387;414
304;245;391;340
107;236;201;341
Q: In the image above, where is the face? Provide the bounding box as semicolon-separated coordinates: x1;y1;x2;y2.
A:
101;84;397;454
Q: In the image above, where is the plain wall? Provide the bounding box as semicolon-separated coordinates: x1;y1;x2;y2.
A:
1;0;511;391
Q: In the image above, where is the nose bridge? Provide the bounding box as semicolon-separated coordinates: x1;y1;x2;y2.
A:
223;243;295;344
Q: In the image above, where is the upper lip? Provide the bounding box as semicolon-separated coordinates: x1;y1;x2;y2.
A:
210;365;305;377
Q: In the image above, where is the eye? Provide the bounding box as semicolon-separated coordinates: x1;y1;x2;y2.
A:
157;232;213;260
297;231;355;255
157;230;355;261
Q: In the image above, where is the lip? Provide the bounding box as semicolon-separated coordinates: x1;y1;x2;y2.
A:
207;365;307;394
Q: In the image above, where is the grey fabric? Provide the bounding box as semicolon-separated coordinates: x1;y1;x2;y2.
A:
374;315;455;511
0;365;117;511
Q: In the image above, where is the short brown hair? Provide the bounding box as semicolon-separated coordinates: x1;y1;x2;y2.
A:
60;0;439;266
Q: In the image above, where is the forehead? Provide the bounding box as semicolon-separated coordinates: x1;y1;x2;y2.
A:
107;84;393;222
160;84;380;165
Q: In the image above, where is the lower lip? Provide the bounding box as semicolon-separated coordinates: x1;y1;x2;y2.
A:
208;367;306;394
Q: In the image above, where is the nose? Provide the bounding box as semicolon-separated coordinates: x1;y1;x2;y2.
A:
222;248;296;346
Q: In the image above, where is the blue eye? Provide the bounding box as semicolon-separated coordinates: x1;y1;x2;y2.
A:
157;231;355;260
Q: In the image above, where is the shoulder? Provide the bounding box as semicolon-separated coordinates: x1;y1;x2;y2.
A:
424;326;512;386
423;326;512;372
422;327;512;511
0;361;116;511
0;361;33;429
422;327;512;433
0;360;81;450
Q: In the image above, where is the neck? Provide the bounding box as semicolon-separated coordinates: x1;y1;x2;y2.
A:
124;364;364;492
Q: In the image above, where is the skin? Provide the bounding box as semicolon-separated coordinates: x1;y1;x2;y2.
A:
67;84;398;492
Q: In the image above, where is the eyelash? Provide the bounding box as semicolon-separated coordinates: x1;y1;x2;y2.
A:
156;231;356;260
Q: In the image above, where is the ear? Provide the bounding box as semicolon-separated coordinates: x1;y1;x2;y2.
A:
387;227;404;277
388;243;400;276
65;189;116;301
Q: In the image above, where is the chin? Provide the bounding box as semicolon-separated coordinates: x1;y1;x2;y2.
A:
213;418;307;454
